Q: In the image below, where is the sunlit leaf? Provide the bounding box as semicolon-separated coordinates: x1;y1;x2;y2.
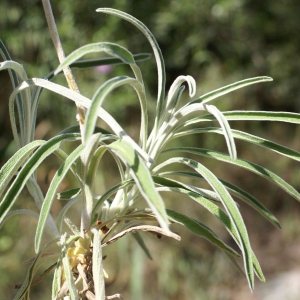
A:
109;139;170;232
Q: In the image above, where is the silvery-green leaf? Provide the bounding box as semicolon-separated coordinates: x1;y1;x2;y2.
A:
0;140;45;198
21;78;153;163
191;76;273;104
84;76;140;142
109;139;170;233
160;170;280;229
91;228;105;300
153;157;254;290
166;147;300;202
174;126;300;163
152;175;220;202
48;53;150;80
52;264;62;300
35;143;85;252
0;133;80;224
155;184;263;282
203;104;236;160
92;179;135;216
96;8;166;140
55;42;135;75
198;111;300;124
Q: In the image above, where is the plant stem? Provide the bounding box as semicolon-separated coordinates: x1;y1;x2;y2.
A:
41;0;86;137
42;0;90;235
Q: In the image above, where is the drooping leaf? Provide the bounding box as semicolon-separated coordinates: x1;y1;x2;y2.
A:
167;209;240;257
159;170;280;229
55;42;136;75
96;8;166;139
153;157;254;290
20;78;152;163
165;147;300;202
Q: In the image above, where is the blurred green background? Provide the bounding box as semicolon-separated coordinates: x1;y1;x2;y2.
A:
1;0;300;299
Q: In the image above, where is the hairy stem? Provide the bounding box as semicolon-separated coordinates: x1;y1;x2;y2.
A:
41;0;86;136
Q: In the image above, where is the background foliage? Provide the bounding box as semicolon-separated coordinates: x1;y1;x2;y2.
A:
1;1;300;299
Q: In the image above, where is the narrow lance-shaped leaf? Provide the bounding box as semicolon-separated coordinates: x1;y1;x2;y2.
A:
96;8;166;139
190;76;273;104
155;183;264;282
162;75;196;125
167;209;240;257
0;40;26;144
77;133;103;230
3;60;33;146
47;53;150;80
109;139;170;233
173;127;300;163
55;42;136;75
35;143;85;253
57;188;81;200
0;140;45;198
18;78;153;163
154;157;254;290
160;170;280;229
203;104;237;160
165;147;300;202
196;111;300;124
52;264;62;300
153;175;220;202
84;76;140;142
0;133;81;224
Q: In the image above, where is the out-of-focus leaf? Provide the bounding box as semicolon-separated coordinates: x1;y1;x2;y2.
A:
167;209;240;257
